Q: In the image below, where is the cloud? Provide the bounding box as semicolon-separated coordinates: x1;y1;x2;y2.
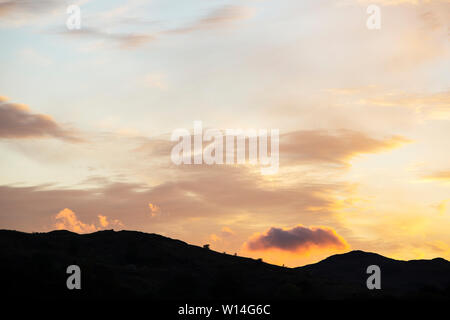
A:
0;164;346;233
338;0;449;72
55;208;98;233
280;130;410;166
360;90;450;120
425;240;450;256
246;225;348;253
0;0;58;18
422;170;450;183
54;208;123;233
0;0;66;27
135;129;409;168
197;5;254;26
0;97;82;142
210;227;236;244
98;214;109;227
60;27;155;49
325;87;450;121
167;5;255;34
134;137;173;157
98;214;124;228
388;11;449;70
58;5;253;50
221;226;234;237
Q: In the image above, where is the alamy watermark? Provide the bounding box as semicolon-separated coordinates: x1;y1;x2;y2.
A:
66;5;81;30
366;4;381;30
171;121;279;174
66;265;81;290
366;265;381;289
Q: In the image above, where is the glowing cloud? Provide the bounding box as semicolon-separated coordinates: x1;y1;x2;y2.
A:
55;208;98;234
55;208;123;233
98;214;109;227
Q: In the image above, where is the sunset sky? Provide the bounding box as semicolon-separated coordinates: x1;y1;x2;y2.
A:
0;0;449;267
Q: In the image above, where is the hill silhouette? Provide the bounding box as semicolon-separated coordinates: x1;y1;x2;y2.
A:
0;229;449;300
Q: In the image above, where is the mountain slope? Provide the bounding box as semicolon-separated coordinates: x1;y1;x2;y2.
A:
0;229;449;299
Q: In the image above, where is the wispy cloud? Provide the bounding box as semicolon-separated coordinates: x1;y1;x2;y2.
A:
165;5;255;34
60;27;155;49
0;0;58;17
280;130;411;166
421;170;450;183
57;4;254;49
360;91;450;120
134;129;410;168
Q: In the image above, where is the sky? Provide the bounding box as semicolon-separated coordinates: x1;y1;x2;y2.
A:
0;0;449;267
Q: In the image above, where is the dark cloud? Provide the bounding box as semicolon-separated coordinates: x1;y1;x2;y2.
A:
246;225;348;252
0;98;82;142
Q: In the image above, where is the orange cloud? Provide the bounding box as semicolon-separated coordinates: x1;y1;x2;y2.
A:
98;214;109;227
55;209;123;233
55;208;98;233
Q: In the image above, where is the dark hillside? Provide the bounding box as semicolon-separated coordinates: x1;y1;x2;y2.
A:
1;230;449;300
